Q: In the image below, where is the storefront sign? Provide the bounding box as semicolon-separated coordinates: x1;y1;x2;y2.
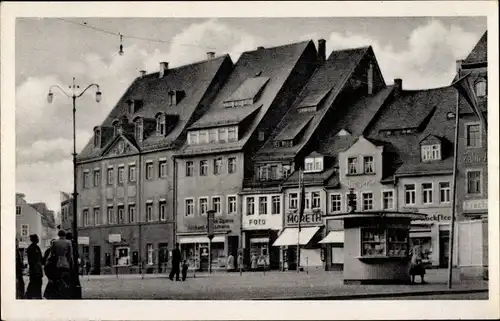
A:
186;218;235;232
343;179;378;189
463;199;488;212
108;234;121;243
285;211;322;226
463;153;487;165
421;214;451;222
78;236;89;245
243;214;282;230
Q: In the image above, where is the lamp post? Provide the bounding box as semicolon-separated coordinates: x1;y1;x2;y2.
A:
207;210;215;274
47;78;101;299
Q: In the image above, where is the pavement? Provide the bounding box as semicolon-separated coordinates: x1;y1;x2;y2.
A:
23;269;488;300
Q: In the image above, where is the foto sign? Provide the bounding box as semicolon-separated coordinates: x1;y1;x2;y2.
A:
207;210;215;240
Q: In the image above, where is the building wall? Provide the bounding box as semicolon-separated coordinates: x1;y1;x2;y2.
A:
16;194;44;251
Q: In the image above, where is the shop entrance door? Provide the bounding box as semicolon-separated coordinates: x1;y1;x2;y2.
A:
199;244;209;271
439;231;450;268
93;246;101;275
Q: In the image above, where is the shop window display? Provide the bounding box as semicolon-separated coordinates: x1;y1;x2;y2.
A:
361;228;409;257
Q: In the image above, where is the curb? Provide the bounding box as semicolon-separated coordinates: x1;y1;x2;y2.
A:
270;288;489;300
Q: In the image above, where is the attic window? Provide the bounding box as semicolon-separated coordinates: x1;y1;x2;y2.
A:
128;99;143;114
223;77;270;108
94;128;101;148
475;79;486;97
337;129;351;137
367;62;374;95
305;156;323;173
112;120;121;137
298;106;316;113
274;140;293;148
421;144;441;162
169;90;185;106
134;118;144;141
156;114;166;136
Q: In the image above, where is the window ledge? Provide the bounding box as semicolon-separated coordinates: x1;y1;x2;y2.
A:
346;173;377;177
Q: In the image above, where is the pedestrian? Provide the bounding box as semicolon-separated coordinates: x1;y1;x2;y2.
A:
237;252;244;272
251;253;257;271
86;259;91;276
169;243;181;281
16;238;25;299
26;234;43;299
410;245;426;284
42;239;56;266
181;260;189;281
50;230;74;299
65;232;79;298
226;253;235;272
43;239;58;299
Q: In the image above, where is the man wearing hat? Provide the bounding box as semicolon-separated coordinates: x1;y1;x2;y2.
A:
26;234;43;299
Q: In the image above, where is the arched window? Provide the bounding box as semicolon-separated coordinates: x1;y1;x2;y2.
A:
475;79;487;97
156;114;166;136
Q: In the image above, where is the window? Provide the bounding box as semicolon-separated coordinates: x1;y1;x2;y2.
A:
348;157;358;174
289;193;298;209
363;156;374;174
247;197;255;215
93;207;100;225
93;169;100;187
475;80;486;97
199;131;208;144
259;197;268;215
209;129;217;143
214;158;223;175
128;204;135;223
185;199;194;216
157;114;166;136
283;165;291;178
311;192;321;209
421;144;441;161
212;197;221;215
362;192;373;211
115;247;130;266
185;161;194;177
94;129;101;147
467;170;482;194
83;209;89;226
440;182;451;203
200;160;208;176
118;205;125;223
147;244;154;265
314;158;323;171
188;131;198;145
83;171;90;188
135;119;143;140
218;128;227;143
159;160;167;178
199;198;208;215
422;183;433;204
305;193;310;209
128;165;136;182
361;229;408;257
21;224;29;236
270;165;278;180
159;201;166;221
146;203;153;221
305;157;323;172
382;191;394;210
305;158;314;171
258;166;269;180
228;127;237;142
228;157;236;174
107;206;114;224
146;162;153;180
272;196;281;215
330;194;342;213
404;184;416;205
228;196;237;214
118;166;125;184
466;123;481;148
16;206;21;216
258;130;265;141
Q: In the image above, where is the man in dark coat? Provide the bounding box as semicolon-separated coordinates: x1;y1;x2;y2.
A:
26;234;43;299
169;243;181;281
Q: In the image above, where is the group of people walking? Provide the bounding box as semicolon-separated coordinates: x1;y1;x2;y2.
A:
16;230;78;299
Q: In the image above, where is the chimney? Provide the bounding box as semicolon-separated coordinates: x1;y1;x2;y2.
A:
139;70;146;79
318;39;326;64
257;46;265;50
207;52;215;59
159;62;169;78
456;59;463;74
394;78;402;97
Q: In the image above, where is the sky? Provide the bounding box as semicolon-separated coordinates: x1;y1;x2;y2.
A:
15;17;486;213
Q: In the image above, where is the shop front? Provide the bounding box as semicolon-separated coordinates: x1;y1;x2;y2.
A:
177;215;240;272
272;210;324;271
242;208;282;270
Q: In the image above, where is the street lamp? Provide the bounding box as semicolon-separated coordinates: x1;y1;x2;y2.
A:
47;77;101;299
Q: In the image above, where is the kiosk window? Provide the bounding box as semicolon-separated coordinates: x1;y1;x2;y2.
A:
361;228;409;258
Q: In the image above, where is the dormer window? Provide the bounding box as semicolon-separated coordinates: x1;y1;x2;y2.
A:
304;156;323;173
128;99;143;114
274;140;293;148
134;118;144;141
156;114;166;136
475;79;487;97
168;90;185;106
223;77;269;108
112;120;121;137
421;144;441;162
93;127;101;148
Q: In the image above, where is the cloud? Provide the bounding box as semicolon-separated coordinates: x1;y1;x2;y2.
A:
324;19;480;89
15;19;257;211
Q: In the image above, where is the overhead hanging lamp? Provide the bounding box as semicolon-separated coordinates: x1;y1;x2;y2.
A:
118;33;124;56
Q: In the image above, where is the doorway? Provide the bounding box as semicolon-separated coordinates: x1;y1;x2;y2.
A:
439;231;450;268
93;246;101;275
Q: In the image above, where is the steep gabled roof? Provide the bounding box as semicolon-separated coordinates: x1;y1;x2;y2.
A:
181;40;315;155
189;105;261;130
254;46;372;161
77;55;233;161
464;31;487;65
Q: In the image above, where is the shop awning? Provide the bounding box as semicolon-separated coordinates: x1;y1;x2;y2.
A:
319;230;344;244
272;226;320;247
178;235;225;244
